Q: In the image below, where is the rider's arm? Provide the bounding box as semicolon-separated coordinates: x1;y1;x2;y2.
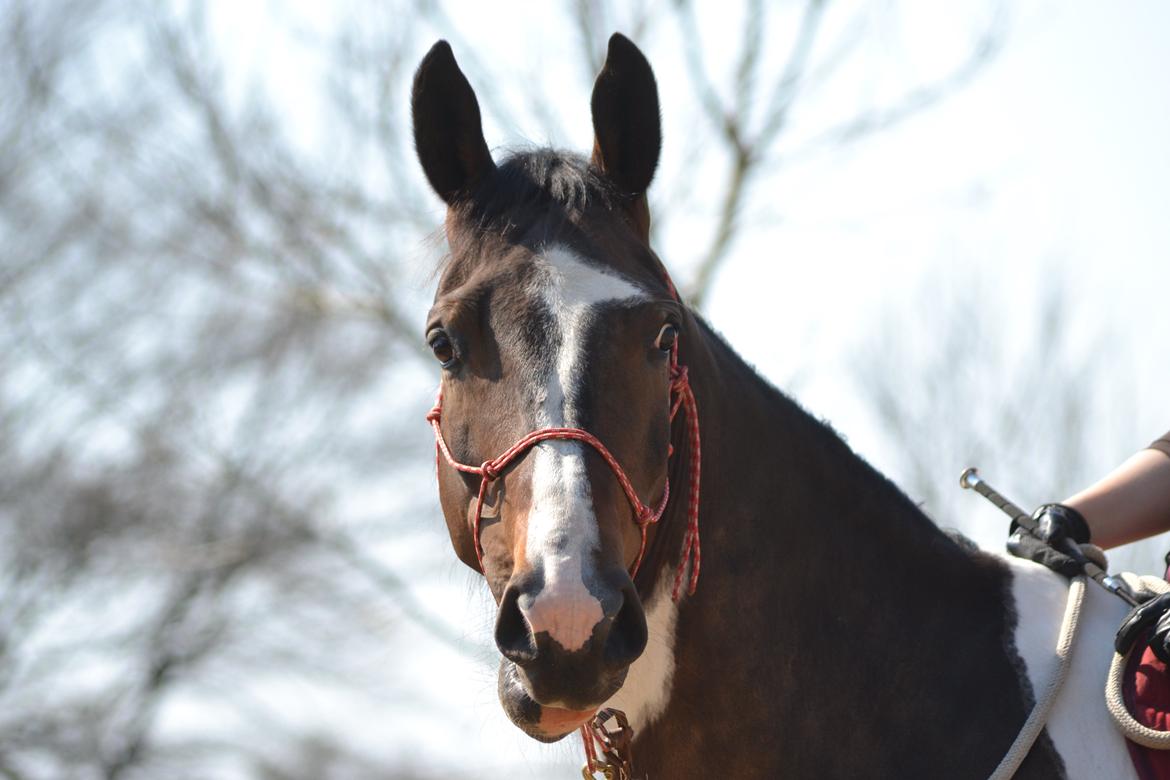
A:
1063;433;1170;550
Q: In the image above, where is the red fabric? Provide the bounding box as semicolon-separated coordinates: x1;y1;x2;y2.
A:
1122;558;1170;780
1123;637;1170;779
1116;558;1170;779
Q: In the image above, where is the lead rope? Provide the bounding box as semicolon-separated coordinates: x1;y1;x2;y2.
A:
1105;574;1170;749
988;576;1086;780
581;709;635;779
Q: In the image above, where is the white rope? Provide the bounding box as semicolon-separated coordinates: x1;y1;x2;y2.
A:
1105;574;1170;749
1118;572;1170;601
988;576;1086;780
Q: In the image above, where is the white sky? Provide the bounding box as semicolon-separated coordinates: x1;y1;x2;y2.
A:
709;0;1170;461
199;1;1170;776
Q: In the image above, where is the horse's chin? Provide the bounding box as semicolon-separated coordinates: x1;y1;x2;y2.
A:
497;659;612;742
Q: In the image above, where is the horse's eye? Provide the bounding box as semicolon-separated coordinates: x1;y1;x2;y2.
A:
428;329;457;367
655;323;679;352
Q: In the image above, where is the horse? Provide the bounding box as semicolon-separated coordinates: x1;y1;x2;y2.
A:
411;33;1138;779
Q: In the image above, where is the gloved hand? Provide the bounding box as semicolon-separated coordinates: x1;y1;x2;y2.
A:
1006;503;1093;578
1116;592;1170;664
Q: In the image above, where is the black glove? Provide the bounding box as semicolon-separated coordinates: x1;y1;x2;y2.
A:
1116;592;1170;664
1006;503;1093;578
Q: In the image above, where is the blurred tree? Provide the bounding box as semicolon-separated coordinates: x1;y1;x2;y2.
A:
848;268;1154;570
667;0;1005;307
0;0;1005;776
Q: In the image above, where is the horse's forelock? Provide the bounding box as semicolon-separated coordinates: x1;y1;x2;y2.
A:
436;150;623;275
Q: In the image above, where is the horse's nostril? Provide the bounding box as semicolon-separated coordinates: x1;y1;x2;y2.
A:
603;583;648;669
495;586;538;666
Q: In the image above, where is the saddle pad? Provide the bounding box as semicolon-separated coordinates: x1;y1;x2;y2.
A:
1123;632;1170;779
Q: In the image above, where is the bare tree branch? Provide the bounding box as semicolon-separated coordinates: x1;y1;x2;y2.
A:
684;0;828;308
784;12;1005;159
0;2;1016;776
682;0;1005;307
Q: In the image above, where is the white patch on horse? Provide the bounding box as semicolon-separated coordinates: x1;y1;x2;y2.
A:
520;245;647;653
603;572;678;730
1002;554;1136;778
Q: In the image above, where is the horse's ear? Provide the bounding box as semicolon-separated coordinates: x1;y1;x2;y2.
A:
590;34;662;204
412;40;495;205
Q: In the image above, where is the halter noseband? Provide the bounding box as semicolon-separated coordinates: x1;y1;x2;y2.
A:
426;340;700;600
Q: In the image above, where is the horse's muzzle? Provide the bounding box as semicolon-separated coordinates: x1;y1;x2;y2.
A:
494;568;647;739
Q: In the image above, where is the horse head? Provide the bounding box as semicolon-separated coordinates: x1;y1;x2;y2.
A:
413;34;692;742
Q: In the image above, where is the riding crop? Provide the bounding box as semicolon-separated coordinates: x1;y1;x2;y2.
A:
959;467;1139;607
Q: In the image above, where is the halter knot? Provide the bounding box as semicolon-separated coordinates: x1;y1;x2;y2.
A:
635;505;655;526
480;461;501;480
425;405;442;423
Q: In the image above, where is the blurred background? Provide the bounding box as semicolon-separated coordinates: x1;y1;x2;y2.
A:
2;0;1167;777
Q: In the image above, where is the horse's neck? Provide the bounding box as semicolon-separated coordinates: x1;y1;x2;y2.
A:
691;322;1010;681
625;321;1066;775
687;317;963;585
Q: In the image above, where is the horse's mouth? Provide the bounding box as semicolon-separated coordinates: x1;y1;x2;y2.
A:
497;659;625;742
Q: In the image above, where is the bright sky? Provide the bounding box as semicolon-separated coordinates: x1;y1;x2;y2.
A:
709;0;1170;461
200;1;1170;776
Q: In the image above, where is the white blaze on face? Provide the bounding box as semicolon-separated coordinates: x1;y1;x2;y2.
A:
519;245;646;653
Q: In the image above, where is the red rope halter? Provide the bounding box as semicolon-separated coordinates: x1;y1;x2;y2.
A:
426;341;700;599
